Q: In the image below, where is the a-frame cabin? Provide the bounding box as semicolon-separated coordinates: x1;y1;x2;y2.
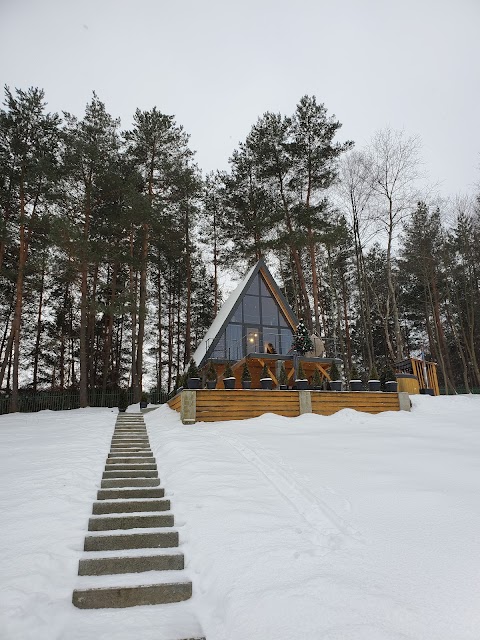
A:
168;259;407;421
192;259;337;389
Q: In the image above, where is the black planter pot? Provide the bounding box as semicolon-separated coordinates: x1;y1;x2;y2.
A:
350;380;363;392
206;380;216;389
329;380;342;391
242;380;252;389
385;381;398;393
187;377;201;389
420;387;434;396
295;379;309;391
260;378;273;390
368;380;381;392
223;377;236;390
279;384;288;390
140;401;148;409
118;408;127;413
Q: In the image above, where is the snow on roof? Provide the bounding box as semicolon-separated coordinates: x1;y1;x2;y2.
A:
192;262;257;366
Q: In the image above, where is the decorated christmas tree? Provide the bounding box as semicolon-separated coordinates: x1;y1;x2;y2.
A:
292;320;314;355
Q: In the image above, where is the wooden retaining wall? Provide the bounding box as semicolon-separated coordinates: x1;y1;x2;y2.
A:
168;389;404;423
196;390;300;422
310;391;400;416
168;393;181;413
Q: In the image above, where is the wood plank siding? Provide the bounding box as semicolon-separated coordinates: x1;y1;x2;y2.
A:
168;389;402;423
168;393;181;412
196;390;300;422
310;391;400;416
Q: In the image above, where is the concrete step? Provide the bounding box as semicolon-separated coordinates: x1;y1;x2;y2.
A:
78;552;184;575
108;452;153;458
104;464;157;471
112;434;148;437
110;445;150;449
101;478;160;488
115;423;145;426
112;433;147;437
113;433;147;436
97;487;165;500
110;446;151;450
72;580;191;609
115;422;147;431
107;454;153;460
84;530;178;551
111;444;150;448
106;458;156;465
113;427;148;436
110;439;150;443
93;498;170;514
110;444;150;448
114;425;146;428
88;513;174;531
108;456;153;462
102;470;158;479
108;453;153;458
110;442;152;453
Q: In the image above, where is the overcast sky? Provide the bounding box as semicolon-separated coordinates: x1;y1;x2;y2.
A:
1;0;479;198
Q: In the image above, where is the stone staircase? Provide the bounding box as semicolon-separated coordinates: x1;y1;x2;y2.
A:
72;412;196;614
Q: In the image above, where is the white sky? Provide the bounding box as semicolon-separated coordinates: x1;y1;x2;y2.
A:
1;0;479;197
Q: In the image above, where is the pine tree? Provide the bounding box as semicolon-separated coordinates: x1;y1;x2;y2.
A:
61;93;122;407
0;87;61;410
186;358;199;379
241;362;251;381
292;320;314;354
329;360;340;382
297;361;306;380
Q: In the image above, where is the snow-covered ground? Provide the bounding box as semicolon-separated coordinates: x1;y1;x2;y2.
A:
1;396;480;639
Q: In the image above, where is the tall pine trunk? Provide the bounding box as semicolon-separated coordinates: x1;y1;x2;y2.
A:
32;253;46;392
184;209;192;364
135;223;149;402
10;176;28;412
79;185;91;408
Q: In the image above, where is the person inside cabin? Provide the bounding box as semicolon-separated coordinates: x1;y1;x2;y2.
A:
266;342;277;354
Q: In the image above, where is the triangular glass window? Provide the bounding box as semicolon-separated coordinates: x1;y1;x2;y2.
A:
207;271;295;360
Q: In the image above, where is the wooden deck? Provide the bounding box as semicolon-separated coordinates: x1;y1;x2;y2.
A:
167;389;405;424
202;354;340;389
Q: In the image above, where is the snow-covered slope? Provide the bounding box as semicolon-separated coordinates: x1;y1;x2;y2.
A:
1;396;480;639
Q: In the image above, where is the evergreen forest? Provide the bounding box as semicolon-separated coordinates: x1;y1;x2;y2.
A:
1;86;479;411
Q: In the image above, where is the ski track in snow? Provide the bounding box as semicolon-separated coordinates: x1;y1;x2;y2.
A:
212;429;364;554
